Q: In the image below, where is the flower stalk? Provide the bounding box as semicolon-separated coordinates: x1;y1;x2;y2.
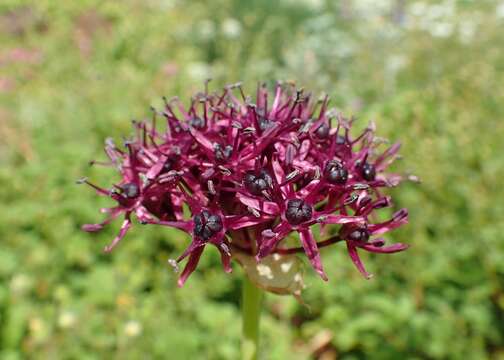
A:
242;276;262;360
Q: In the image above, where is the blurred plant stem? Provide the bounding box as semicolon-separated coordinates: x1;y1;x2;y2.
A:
242;276;263;360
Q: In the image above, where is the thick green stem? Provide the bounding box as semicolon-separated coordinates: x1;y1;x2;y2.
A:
242;276;263;360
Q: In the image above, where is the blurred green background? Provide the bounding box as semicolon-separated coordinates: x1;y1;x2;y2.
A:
1;0;504;359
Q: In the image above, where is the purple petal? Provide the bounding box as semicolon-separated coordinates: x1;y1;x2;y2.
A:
80;179;111;196
156;220;193;232
82;207;124;232
104;218;132;252
177;245;205;287
226;215;271;230
285;144;296;165
217;243;233;273
323;215;365;224
298;139;310;160
381;173;403;187
299;228;328;281
270;85;282;115
189;127;214;152
299;179;322;200
369;209;408;235
346;242;373;279
176;239;206;263
359;242;409;253
271;157;286;185
369;238;386;247
82;223;104;232
236;193;280;215
146;155;168;179
375;142;401;170
134;205;156;224
257;222;291;259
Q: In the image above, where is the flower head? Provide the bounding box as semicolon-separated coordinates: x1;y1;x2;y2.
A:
81;82;413;286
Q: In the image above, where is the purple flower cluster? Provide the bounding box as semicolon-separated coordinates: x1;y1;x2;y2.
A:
81;83;410;286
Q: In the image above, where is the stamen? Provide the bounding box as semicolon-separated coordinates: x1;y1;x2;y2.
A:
247;206;260;218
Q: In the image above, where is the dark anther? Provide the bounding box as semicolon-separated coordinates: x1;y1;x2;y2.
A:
243;169;273;196
315;123;330;139
163;158;175;172
285;199;313;225
347;228;370;242
193;210;223;240
361;162;376;181
258;116;274;131
214;144;233;161
324;160;348;185
121;182;139;198
336;135;346;145
189;116;205;129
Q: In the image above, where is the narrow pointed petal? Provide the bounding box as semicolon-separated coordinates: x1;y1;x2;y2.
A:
177;246;205;287
322;214;365;224
177;185;204;214
82;223;105;232
271;157;286;185
346;242;373;279
300;228;328;281
104;217;132;252
369;238;386;247
188;127;214;152
226;215;271;230
298;139;310;160
236;193;280;215
176;239;206;263
368;209;408;235
359;243;409;253
257;222;291;259
270;84;283;115
82;207;124;232
80;179;111;196
217;243;233;273
146;154;168;179
375;142;401;170
156;220;193;232
299;179;321;199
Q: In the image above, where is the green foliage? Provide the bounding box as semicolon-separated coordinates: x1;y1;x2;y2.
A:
1;0;503;358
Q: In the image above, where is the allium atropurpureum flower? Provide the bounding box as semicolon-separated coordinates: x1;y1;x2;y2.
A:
80;82;411;286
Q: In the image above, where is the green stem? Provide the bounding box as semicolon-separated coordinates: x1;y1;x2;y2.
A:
242;276;263;360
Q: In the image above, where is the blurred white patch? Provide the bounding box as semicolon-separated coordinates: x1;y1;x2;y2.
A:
10;274;32;295
187;62;212;82
256;264;274;279
429;21;454;38
427;3;455;20
410;2;427;17
458;20;476;44
198;20;216;41
146;0;175;10
497;2;504;19
58;311;77;329
386;55;407;73
28;317;45;334
282;0;325;11
221;18;242;39
353;0;394;17
280;261;293;273
124;320;142;337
